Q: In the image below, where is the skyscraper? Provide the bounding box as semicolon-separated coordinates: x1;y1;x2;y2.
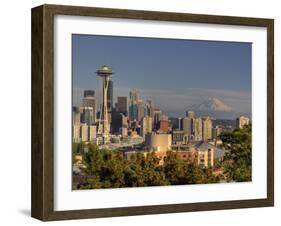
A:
80;106;95;125
194;117;203;141
121;114;128;137
81;90;96;122
186;111;195;119
72;106;80;126
137;99;145;121
84;90;95;98
116;96;127;115
183;111;196;137
129;89;139;121
153;108;162;128
141;116;153;138
145;100;153;118
203;117;213;141
183;117;192;135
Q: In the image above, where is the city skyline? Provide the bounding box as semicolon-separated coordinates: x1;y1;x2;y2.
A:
72;34;252;119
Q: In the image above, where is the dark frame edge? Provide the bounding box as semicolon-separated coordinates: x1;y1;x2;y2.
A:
31;5;44;221
31;5;55;221
266;19;274;207
44;198;272;221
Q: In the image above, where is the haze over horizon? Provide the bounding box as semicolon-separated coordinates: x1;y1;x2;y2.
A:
72;34;252;119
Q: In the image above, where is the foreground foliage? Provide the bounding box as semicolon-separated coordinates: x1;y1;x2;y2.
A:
220;125;252;182
72;125;252;189
73;145;219;189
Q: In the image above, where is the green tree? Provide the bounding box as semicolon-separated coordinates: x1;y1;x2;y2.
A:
220;125;252;182
141;152;168;186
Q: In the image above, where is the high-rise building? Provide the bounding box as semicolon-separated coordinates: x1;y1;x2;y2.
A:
186;111;195;119
159;115;169;133
145;100;153;118
81;90;96;123
178;117;182;130
80;106;95;125
203;117;213;141
212;126;222;140
80;123;88;142
84;90;95;98
137;99;145;121
182;111;196;137
153;108;162;128
72;106;80;126
129;89;139;121
88;125;97;141
121;114;128;137
236;116;250;129
116;96;127;115
183;117;192;135
73;125;80;143
194;117;203;141
141;116;152;138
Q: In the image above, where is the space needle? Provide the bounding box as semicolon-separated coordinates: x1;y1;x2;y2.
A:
96;65;113;144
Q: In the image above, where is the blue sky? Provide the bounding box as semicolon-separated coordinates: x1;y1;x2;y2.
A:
72;34;252;118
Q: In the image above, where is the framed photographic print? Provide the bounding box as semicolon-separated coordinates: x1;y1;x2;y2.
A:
31;4;274;221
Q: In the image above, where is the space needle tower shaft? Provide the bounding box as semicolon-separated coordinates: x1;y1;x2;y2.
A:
96;65;113;144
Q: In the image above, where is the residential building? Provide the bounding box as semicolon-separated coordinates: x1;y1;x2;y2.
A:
212;126;223;140
194;142;214;167
236;116;250;129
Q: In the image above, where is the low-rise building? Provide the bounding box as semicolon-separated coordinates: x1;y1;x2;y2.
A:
145;133;172;152
172;130;188;145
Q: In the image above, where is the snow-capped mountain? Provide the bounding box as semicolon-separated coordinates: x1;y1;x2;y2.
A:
190;97;233;112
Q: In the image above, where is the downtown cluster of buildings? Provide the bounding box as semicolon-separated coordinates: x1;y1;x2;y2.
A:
73;65;250;168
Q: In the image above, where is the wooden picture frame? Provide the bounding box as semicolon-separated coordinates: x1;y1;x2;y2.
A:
31;4;274;221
